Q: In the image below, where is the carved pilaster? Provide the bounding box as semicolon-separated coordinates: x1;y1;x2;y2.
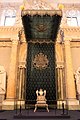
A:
17;40;27;100
17;64;26;100
6;39;19;99
0;42;11;47
56;62;64;100
55;41;64;64
64;38;76;99
55;39;65;100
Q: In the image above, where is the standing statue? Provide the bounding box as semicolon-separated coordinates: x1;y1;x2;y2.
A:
75;67;80;99
0;65;6;104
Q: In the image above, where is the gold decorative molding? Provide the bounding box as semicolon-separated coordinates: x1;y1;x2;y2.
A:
64;37;72;42
56;29;64;43
0;27;22;39
0;38;19;47
0;27;21;32
71;41;80;48
11;39;19;45
63;27;80;32
0;42;11;47
64;4;80;10
56;27;80;43
21;10;62;16
18;62;26;69
28;39;54;44
71;39;80;42
56;61;64;69
61;27;80;39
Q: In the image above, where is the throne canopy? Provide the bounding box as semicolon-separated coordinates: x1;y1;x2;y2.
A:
21;10;62;42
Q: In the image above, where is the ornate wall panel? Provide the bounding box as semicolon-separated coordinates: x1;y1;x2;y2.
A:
70;41;80;74
26;42;56;103
0;46;11;74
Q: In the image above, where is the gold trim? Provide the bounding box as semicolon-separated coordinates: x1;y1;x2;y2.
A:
28;39;55;44
21;10;62;17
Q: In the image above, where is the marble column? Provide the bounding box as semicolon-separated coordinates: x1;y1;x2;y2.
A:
64;38;79;109
6;39;18;99
64;39;76;99
18;39;28;99
16;39;27;108
55;42;64;100
18;66;26;100
2;39;19;110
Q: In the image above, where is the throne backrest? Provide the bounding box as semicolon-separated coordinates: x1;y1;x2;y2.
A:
36;89;47;102
36;89;46;96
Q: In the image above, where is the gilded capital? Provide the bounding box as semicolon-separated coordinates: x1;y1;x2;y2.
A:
56;61;64;69
18;62;26;69
64;37;72;46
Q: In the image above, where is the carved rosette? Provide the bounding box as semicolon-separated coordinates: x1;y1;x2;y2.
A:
33;53;49;70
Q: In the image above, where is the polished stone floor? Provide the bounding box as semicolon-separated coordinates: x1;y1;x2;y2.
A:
0;109;80;120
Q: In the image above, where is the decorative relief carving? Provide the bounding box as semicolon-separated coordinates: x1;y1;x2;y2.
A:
0;42;11;47
56;29;64;43
57;28;80;43
27;0;54;10
36;24;47;32
0;27;21;39
33;53;49;70
60;27;80;39
21;10;62;17
62;27;80;33
64;4;80;10
56;62;64;69
11;39;19;45
18;28;26;43
18;62;26;69
28;39;54;44
0;27;21;32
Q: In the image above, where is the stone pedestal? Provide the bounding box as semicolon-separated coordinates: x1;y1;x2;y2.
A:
0;94;5;110
57;100;79;110
2;100;15;110
66;99;79;110
57;100;66;109
6;39;18;99
2;100;25;110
